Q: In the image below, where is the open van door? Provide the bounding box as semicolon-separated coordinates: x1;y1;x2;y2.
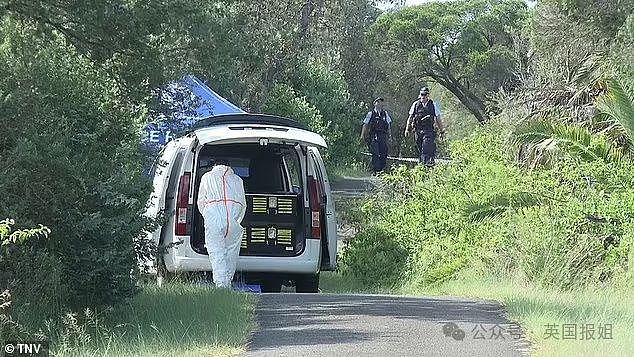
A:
146;140;181;247
192;114;327;148
307;147;337;271
194;125;327;148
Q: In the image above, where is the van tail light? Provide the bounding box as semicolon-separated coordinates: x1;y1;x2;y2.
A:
308;176;321;240
175;172;191;236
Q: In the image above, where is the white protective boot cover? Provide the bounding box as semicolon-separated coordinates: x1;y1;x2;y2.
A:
197;165;246;288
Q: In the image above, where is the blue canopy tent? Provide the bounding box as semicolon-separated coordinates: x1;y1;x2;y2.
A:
142;75;245;176
184;75;245;118
143;75;245;148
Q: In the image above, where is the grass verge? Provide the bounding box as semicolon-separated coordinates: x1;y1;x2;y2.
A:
321;271;633;356
51;283;256;356
413;277;634;357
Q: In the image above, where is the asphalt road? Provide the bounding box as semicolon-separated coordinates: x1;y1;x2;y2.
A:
245;293;530;357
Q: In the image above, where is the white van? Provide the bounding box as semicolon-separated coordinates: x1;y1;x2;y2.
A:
145;114;337;292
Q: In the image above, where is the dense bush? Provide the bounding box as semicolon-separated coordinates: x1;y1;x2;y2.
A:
0;21;152;315
0;220;59;343
262;84;327;137
290;61;366;165
341;126;634;290
340;1;634;291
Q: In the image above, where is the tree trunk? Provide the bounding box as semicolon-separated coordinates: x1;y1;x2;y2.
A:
299;0;315;45
430;73;490;123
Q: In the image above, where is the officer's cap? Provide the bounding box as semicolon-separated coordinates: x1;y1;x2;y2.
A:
373;97;384;104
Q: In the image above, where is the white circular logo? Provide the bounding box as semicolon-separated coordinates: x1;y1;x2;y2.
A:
4;343;15;354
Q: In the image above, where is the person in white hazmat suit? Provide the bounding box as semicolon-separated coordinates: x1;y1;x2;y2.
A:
197;159;247;288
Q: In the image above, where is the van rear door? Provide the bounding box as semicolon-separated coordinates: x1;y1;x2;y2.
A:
307;147;337;271
146;140;181;247
194;124;327;148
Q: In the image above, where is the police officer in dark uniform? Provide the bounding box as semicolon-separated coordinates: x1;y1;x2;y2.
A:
405;87;446;166
360;97;393;174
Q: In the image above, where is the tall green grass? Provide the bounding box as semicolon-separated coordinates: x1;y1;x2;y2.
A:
330;131;634;356
50;283;256;356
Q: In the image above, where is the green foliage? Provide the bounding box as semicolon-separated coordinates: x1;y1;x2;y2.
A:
341;127;634;291
611;14;634;77
0;219;50;245
0;3;380;342
339;226;408;288
503;0;634;171
0;220;59;343
0;243;67;337
595;77;634;155
290;61;365;164
0;17;152;311
464;191;543;222
529;1;604;87
263;61;365;166
507;118;625;167
263;84;326;135
546;0;634;38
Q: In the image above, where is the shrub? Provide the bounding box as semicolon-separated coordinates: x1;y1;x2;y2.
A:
0;20;152;311
339;226;408;288
0;219;61;342
262;61;366;167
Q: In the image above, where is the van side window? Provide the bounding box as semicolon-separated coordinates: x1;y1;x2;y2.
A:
283;151;302;193
309;150;327;204
166;151;185;200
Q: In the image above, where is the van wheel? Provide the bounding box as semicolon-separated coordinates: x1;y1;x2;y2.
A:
296;273;319;293
261;279;282;293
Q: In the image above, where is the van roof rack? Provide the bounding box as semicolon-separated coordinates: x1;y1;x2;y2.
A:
189;113;308;131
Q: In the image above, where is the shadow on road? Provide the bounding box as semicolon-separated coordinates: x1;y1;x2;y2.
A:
247;293;513;352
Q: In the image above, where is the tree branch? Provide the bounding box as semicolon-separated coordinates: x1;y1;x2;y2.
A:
5;1;138;57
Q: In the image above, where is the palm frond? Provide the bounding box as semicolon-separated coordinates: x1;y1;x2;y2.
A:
507;117;623;167
551;124;600;161
465;205;508;222
567;51;606;107
594;77;634;154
